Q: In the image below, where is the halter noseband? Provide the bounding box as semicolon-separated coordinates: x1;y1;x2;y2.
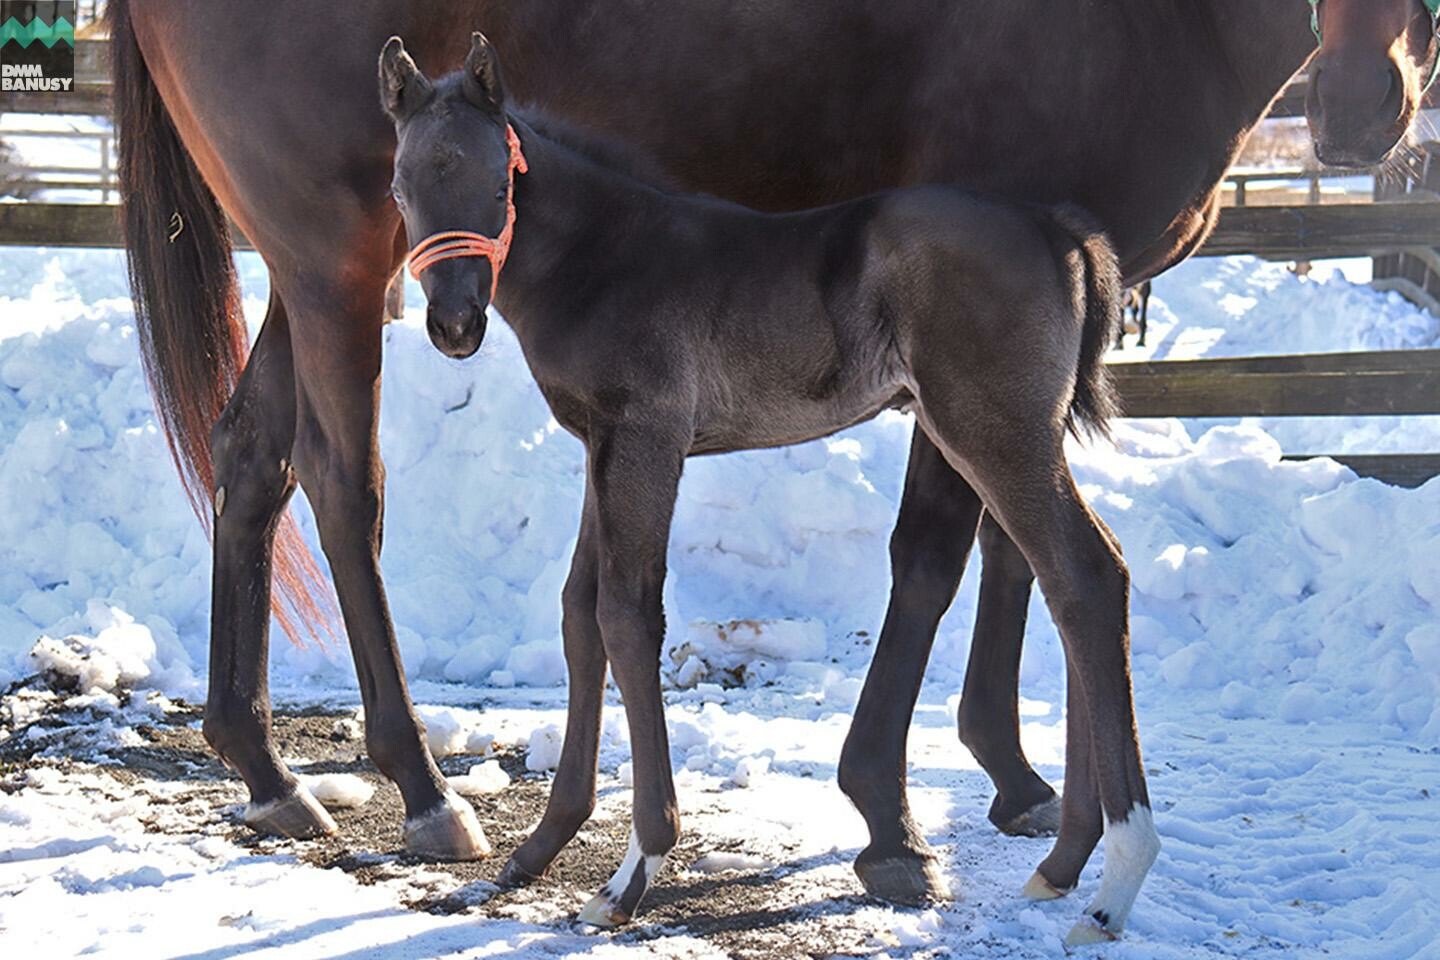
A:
1308;0;1440;90
406;123;529;300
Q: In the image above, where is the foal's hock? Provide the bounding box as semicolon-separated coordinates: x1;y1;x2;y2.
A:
383;32;1156;945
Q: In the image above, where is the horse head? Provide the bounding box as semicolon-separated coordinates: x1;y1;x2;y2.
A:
380;33;522;359
1306;0;1439;166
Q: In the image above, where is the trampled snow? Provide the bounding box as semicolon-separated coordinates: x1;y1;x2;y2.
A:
2;246;1438;958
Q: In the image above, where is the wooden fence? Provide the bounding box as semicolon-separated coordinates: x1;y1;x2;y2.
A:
2;36;1438;487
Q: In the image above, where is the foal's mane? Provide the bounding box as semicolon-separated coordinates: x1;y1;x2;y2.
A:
513;107;680;192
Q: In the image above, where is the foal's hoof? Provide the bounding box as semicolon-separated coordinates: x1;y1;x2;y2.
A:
1065;916;1120;947
994;794;1062;838
403;791;492;860
855;855;950;906
577;892;631;928
496;856;542;889
1021;870;1072;901
244;786;338;840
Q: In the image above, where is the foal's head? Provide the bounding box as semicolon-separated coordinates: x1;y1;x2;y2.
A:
380;34;524;359
1306;0;1440;167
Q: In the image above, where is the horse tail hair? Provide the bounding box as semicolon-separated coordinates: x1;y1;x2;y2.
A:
1045;203;1123;440
109;0;335;645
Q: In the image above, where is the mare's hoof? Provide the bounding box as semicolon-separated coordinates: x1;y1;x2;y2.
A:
403;791;491;860
855;855;950;906
995;794;1062;838
577;892;630;928
1021;869;1072;901
244;786;338;839
496;856;542;889
1065;916;1120;947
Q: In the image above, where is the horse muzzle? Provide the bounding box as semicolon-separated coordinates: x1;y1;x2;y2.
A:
426;298;489;359
1306;55;1408;168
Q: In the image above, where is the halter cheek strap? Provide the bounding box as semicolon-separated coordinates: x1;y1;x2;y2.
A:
406;123;529;300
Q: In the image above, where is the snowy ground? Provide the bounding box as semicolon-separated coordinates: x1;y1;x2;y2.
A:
1;249;1438;958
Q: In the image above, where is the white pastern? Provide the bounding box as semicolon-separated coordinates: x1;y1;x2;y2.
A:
1076;803;1160;939
577;828;667;927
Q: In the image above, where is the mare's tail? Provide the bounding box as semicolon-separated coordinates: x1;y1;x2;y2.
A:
109;0;333;643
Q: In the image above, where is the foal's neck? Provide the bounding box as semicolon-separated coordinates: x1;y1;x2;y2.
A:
493;117;691;328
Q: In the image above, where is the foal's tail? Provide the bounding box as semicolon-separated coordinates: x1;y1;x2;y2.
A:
1045;204;1123;439
109;0;332;644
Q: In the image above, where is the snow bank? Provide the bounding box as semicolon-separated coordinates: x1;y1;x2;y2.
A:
1;248;1437;739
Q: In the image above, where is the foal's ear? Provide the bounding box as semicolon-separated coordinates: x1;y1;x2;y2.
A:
461;32;507;115
379;36;434;122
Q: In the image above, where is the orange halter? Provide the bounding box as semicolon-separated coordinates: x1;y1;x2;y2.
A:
406;124;529;300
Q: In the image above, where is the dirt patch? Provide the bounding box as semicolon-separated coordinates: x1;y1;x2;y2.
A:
3;693;934;958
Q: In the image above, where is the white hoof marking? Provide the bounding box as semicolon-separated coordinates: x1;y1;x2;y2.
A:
577;829;666;927
1080;803;1160;938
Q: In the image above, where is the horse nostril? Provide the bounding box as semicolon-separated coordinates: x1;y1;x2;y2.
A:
1381;66;1402;115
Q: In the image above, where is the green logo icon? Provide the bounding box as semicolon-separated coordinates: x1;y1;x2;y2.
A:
0;15;74;48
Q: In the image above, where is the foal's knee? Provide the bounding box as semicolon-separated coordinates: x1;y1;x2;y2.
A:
594;580;665;661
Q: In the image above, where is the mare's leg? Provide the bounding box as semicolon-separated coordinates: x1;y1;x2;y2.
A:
916;402;1157;944
498;492;608;885
384;271;405;323
205;290;334;838
575;424;687;927
957;515;1061;836
285;270;488;860
837;430;982;904
1137;282;1150;347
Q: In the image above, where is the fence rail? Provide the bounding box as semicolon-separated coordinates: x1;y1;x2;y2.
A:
1111;350;1440;487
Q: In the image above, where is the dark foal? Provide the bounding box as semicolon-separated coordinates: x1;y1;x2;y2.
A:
1115;280;1153;349
382;35;1154;943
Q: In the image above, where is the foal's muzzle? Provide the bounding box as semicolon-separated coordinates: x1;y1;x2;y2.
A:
426;297;488;359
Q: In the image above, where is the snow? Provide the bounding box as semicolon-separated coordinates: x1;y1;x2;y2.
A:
0;244;1438;956
448;760;511;797
524;723;564;773
299;773;377;810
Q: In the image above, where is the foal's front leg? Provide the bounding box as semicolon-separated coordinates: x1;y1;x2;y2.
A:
575;424;687;927
498;492;608;886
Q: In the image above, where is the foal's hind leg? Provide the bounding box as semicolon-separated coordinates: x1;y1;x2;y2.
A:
957;515;1061;836
499;492;607;886
912;401;1156;942
575;423;687;926
839;430;982;905
205;291;334;839
285;273;488;860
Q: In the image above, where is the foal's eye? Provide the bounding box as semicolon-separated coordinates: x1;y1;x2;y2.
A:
390;186;408;209
494;185;509;202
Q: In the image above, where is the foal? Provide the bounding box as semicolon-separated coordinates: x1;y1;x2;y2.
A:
382;35;1158;945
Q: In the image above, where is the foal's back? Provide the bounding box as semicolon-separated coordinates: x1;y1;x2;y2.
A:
632;185;1077;455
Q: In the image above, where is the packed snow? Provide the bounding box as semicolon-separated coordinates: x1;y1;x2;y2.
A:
2;246;1438;958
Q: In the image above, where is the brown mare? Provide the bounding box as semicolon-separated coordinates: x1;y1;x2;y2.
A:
110;0;1435;940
